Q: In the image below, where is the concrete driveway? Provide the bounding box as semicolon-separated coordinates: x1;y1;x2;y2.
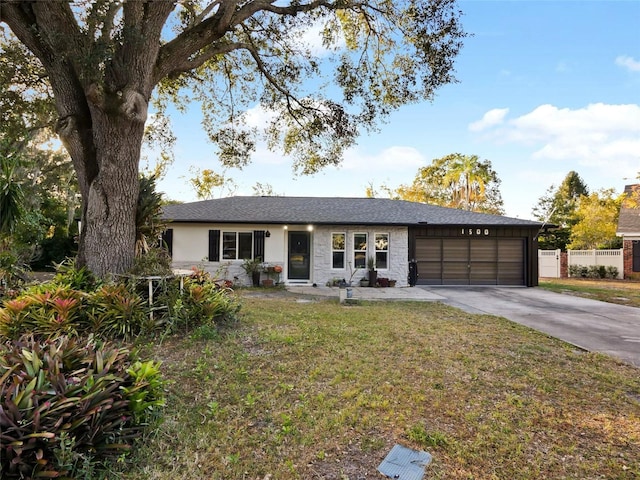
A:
428;287;640;368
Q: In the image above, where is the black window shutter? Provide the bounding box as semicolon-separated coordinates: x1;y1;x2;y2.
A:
254;230;265;260
209;230;220;261
161;229;173;257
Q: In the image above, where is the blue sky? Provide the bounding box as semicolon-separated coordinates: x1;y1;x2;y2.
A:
153;0;640;220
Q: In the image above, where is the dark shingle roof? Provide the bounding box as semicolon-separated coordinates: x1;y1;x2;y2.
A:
617;184;640;233
162;196;542;227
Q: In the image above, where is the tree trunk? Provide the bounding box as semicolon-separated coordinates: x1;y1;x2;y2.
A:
76;113;144;278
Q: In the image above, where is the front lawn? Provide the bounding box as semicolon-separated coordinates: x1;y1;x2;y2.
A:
123;293;640;479
539;278;640;308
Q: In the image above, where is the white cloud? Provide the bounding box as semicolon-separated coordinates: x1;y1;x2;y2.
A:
284;19;345;57
299;22;346;56
243;104;278;128
468;108;509;132
472;103;640;169
341;146;426;171
615;55;640;72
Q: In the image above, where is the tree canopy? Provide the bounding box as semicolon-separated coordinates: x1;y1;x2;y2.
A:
568;189;623;250
392;153;505;214
1;0;468;277
532;171;588;250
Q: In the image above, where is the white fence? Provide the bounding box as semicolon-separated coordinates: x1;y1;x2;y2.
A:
538;249;623;279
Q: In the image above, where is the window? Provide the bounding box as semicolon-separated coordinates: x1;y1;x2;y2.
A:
222;232;254;260
353;233;368;268
375;233;389;269
332;233;345;269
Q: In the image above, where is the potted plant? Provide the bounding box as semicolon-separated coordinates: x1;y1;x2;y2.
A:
262;264;282;287
241;257;262;287
367;256;377;287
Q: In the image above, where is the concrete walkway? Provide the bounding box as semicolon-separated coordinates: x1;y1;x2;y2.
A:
286;285;444;301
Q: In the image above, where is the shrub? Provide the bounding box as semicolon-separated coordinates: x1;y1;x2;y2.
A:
0;287;86;340
569;264;620;279
169;277;240;332
568;265;588;278
0;335;164;479
605;266;619;279
128;247;173;277
0;284;149;341
51;258;100;292
0;249;29;294
1;267;240;341
87;283;148;340
587;265;606;278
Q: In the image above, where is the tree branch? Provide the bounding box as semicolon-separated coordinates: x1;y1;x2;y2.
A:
154;0;343;85
166;41;250;78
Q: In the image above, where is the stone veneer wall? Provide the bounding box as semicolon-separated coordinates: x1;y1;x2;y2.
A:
169;225;410;287
171;260;255;286
312;225;409;287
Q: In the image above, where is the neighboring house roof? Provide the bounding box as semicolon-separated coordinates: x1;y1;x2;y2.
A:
617;184;640;235
162;196;542;227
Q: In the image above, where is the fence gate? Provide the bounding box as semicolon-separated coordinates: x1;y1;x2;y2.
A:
538;249;561;278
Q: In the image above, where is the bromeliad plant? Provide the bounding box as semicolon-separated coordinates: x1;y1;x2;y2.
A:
0;335;165;479
88;283;147;340
0;283;149;341
0;261;242;342
0;286;86;339
169;277;241;332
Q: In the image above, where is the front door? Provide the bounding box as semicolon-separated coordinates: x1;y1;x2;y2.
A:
288;231;311;281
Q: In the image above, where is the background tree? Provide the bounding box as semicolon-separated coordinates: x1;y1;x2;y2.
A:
0;157;23;238
0;33;80;271
533;171;588;250
252;182;279;196
568;189;624;250
1;1;467;277
135;174;167;257
189;167;238;200
394;153;504;214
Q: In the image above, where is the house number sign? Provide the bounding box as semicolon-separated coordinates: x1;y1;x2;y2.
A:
461;228;490;236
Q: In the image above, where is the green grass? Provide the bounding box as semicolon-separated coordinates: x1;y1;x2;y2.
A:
121;293;640;479
540;278;640;307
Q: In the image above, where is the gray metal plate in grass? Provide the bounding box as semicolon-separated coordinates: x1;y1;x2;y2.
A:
377;444;432;480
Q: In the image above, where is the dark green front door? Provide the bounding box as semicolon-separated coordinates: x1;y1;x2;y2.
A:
288;231;310;280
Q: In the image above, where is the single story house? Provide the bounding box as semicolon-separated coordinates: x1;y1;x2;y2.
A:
161;196;544;287
616;184;640;278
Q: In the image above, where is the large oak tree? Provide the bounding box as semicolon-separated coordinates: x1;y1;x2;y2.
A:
1;1;466;277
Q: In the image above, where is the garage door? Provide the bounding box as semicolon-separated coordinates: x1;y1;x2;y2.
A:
416;238;525;285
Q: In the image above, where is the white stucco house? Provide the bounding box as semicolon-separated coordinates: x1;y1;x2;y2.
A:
161;196;543;287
